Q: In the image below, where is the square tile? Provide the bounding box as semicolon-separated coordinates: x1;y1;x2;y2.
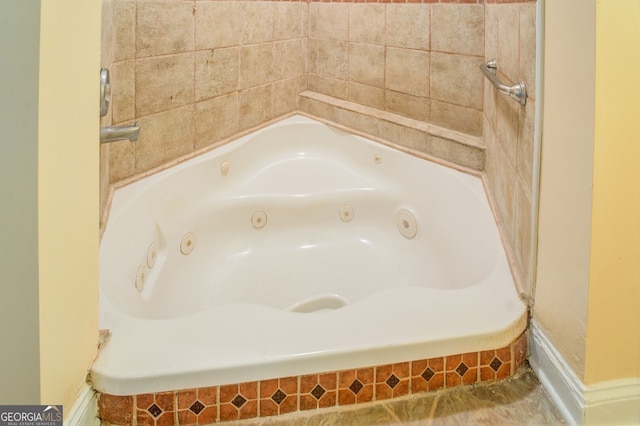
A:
430;52;483;110
135;105;194;172
386;4;430;50
136;1;194;58
135;53;194;117
432;4;484;56
349;4;384;45
195;1;241;50
386;48;429;97
349;43;385;87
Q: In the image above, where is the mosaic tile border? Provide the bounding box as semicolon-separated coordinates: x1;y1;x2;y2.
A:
98;331;527;425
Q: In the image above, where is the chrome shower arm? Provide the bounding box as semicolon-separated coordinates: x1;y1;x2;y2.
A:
100;122;140;144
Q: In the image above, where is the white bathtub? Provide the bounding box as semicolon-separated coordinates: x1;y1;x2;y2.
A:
91;115;527;396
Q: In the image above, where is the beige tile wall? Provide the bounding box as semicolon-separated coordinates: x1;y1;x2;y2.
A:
483;2;537;299
101;0;308;191
308;3;485;136
100;0;114;219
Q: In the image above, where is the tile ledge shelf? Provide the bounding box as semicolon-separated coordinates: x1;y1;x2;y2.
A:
298;90;485;172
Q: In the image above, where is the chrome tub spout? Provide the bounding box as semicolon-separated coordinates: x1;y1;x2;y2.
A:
100;122;140;144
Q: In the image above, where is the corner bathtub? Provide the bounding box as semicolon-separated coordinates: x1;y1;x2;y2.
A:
92;115;527;398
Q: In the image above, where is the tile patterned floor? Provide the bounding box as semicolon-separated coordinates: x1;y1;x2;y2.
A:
223;367;566;425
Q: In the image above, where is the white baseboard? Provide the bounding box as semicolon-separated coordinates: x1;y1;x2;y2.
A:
529;320;640;425
584;378;640;425
65;384;99;426
529;320;585;425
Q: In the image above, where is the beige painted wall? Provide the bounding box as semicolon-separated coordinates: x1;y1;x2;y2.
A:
537;0;640;386
534;0;595;379
38;0;101;409
584;0;640;385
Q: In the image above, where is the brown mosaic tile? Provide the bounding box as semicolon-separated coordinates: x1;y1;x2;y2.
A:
445;353;479;387
260;379;278;398
411;357;445;393
300;394;318;411
319;372;337;391
219;385;237;404
497;360;512;380
176;387;217;425
497;346;512;364
148;404;162;418
177;409;197;426
481;350;497;367
156;411;175;426
136;410;155;426
280;376;298;394
375;362;411;400
199;406;218;424
319;390;337;408
137;394;155;411
259;376;298;417
177;389;197;410
155;392;175;412
479;348;512;382
300;374;317;394
240;382;258;400
260;399;278;417
189;401;205;414
514;332;528;372
134;392;176;426
218;382;258;422
98;394;133;425
300;373;337;410
219;403;238;423
279;392;297;414
199;386;218;406
271;389;287;404
463;352;479;369
239;401;258;420
481;365;496;382
231;394;247;409
338;368;374;405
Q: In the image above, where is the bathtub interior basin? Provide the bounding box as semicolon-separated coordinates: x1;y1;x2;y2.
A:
92;114;527;396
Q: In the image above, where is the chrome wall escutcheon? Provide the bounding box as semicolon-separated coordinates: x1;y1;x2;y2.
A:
100;68;110;117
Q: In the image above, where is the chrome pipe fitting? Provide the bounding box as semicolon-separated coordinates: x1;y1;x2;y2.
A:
100;122;140;144
99;68;140;144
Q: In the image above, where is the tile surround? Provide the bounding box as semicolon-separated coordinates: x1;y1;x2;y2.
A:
98;333;528;425
101;0;536;196
308;2;486;136
483;1;537;299
103;0;309;188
